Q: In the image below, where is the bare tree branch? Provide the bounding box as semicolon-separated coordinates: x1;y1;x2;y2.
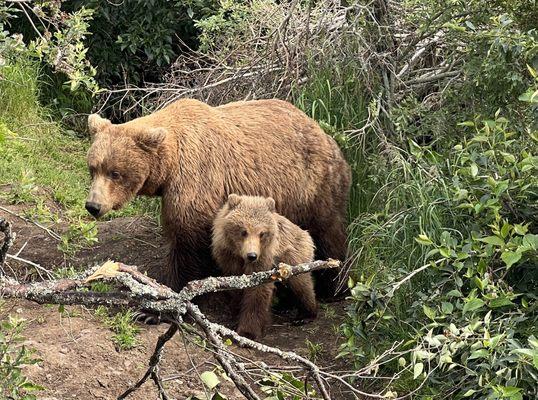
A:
0;254;345;399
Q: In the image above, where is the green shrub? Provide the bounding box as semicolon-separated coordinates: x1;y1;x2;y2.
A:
341;113;537;398
0;316;43;399
66;0;218;87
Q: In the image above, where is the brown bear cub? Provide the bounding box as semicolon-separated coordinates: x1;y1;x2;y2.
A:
212;194;317;339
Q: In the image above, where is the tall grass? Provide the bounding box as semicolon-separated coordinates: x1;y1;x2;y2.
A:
294;62;374;220
0;57;158;219
294;60;463;318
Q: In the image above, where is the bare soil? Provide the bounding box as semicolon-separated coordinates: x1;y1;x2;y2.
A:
0;200;350;400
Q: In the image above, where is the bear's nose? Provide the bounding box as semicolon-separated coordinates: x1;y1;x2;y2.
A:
247;252;258;262
85;201;101;217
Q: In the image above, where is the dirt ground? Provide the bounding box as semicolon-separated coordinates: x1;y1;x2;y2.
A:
0;201;351;400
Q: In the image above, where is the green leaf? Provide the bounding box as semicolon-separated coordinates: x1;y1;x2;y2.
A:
463;298;485;314
439;247;451;258
468;349;488;359
470;163;478;177
20;382;44;391
489;297;515;308
522;234;538;250
489;334;504;349
478;236;504;246
458;121;475;127
413;362;424;379
513;224;528;235
500;151;516;163
500;221;511;238
441;302;453;314
423;305;436;320
200;371;220;390
500;387;522;397
415;234;433;245
463;389;477;397
501;250;522;269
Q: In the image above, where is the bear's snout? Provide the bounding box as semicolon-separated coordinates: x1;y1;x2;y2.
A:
85;201;102;218
246;252;258;262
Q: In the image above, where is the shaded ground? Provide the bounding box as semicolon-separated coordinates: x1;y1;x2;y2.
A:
0;200;350;399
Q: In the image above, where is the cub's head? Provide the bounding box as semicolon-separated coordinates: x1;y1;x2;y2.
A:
213;194;278;264
85;114;167;218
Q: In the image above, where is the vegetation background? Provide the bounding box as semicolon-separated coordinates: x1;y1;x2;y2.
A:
0;0;537;399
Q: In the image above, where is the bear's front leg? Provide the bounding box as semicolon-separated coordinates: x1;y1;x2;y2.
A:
165;238;214;291
237;283;274;339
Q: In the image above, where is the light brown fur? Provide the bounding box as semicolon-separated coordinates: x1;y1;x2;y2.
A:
86;98;351;296
212;194;317;339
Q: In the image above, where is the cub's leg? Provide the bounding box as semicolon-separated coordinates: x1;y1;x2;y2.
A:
237;283;274;339
287;273;318;319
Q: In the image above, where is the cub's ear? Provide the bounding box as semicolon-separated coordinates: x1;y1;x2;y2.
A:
87;114;111;138
227;194;242;209
266;197;276;212
135;128;167;152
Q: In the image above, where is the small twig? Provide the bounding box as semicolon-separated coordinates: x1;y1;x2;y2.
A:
0;206;61;241
387;258;444;298
14;240;28;257
188;303;332;400
118;323;179;400
6;254;54;280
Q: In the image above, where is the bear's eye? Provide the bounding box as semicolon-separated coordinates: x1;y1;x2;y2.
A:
259;232;266;239
109;171;121;180
240;229;248;237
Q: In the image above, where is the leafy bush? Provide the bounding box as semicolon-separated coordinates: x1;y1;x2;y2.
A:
1;2;97;92
67;0;218;87
341;113;537;398
0;316;43;399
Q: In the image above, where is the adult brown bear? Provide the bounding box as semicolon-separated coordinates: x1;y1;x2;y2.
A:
85;98;351;297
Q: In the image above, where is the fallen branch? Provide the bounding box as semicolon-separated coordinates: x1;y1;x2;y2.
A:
0;252;342;399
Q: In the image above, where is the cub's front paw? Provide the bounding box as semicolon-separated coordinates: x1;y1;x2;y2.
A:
236;324;263;340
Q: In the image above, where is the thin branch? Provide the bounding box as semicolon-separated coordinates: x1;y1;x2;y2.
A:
188;303;332;400
6;254;54;280
0;206;61;241
118;323;179;400
187;302;262;400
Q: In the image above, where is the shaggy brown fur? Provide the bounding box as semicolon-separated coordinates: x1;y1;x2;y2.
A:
212;194;317;339
86;98;351;296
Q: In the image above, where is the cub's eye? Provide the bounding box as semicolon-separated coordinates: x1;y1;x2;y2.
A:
240;229;248;237
109;171;121;180
259;232;266;239
89;166;96;177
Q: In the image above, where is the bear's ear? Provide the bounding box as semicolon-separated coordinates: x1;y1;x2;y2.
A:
227;194;242;209
266;197;276;212
87;114;111;138
135;128;167;152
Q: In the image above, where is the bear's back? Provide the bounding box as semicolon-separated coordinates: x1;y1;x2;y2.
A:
274;214;315;265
